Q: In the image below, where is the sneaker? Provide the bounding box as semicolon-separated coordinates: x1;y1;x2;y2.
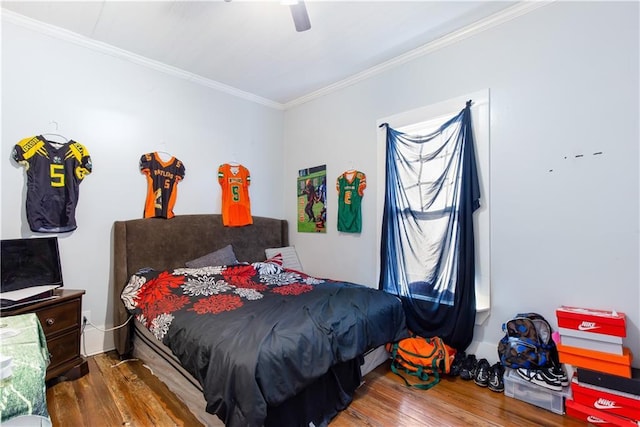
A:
537;365;568;388
488;363;505;392
474;358;491;387
460;354;477;381
516;368;562;391
449;351;466;377
549;363;569;387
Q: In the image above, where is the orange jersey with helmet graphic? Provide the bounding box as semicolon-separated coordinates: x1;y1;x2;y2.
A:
218;163;252;227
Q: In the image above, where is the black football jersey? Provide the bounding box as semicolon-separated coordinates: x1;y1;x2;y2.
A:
140;152;185;219
12;135;92;233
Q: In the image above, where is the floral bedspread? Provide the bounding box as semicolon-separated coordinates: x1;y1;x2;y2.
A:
122;260;407;427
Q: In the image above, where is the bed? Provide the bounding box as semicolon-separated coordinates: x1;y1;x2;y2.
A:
112;214;408;427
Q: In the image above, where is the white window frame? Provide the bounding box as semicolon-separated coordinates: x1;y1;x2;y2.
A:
376;89;491;324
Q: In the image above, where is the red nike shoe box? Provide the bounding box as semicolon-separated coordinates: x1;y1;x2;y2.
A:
557;344;633;378
556;306;626;337
566;399;639;426
571;378;640;421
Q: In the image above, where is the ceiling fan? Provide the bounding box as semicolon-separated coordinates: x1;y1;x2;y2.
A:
286;1;311;32
224;0;311;32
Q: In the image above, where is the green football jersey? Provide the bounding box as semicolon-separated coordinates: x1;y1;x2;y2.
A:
336;170;366;233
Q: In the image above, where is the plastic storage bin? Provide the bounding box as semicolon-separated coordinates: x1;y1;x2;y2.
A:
504;368;572;415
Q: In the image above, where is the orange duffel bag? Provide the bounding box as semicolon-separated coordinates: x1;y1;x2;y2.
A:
386;335;454;390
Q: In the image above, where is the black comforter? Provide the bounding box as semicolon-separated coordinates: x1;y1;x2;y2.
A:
122;260;407;426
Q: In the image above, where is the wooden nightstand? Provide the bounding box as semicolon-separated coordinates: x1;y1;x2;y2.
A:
1;288;89;383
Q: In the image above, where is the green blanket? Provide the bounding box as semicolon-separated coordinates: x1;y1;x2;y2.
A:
0;313;51;424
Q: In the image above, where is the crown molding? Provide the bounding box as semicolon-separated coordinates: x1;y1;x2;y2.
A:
1;9;285;110
284;1;554;109
2;2;553;112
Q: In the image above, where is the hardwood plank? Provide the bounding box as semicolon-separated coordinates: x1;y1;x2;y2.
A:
91;352;151;425
93;352;201;427
46;378;84;426
70;356;127;426
48;351;587;427
331;365;585;427
119;353;205;426
47;352;202;427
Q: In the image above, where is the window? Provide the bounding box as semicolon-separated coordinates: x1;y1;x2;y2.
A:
376;89;490;323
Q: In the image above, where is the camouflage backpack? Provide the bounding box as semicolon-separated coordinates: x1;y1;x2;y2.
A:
497;312;557;369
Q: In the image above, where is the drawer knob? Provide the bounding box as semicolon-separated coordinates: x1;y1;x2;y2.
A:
46;318;55;326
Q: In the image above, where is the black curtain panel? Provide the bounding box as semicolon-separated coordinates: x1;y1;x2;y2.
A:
379;101;480;351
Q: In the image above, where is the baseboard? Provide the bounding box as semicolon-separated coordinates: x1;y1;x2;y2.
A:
80;328;500;370
81;324;114;357
465;339;499;364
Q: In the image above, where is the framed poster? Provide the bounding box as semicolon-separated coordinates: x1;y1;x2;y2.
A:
297;165;326;233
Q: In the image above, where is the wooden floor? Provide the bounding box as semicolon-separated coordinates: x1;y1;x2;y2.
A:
47;351;585;427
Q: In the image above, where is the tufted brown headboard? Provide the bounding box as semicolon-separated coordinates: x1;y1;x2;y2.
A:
112;214;288;356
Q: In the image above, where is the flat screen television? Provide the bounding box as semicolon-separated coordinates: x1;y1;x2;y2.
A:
1;236;63;296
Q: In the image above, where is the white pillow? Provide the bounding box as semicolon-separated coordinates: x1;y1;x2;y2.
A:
264;246;303;271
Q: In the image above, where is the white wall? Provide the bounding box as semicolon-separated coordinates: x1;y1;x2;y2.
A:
1;19;284;355
283;2;640;365
2;2;638;367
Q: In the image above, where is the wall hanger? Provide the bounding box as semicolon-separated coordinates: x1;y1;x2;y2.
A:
156;141;173;161
41;121;69;146
345;161;355;173
227;151;240;166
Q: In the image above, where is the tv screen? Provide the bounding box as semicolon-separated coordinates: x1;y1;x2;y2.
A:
1;237;63;293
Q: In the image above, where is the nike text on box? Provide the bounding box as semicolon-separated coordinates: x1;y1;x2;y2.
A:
571;377;640;422
556;306;627;338
566;399;639;426
558;344;633;379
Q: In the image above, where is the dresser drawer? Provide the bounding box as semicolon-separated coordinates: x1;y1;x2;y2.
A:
35;299;80;337
1;289;88;382
47;329;81;370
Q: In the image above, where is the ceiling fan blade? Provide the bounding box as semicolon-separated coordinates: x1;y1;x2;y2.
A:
290;1;311;32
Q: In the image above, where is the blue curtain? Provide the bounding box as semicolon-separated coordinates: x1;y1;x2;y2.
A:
379;101;480;351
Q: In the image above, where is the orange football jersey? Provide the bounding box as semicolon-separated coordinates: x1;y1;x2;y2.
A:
217;163;252;227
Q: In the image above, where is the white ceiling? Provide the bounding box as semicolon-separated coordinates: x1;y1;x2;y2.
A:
2;1;517;107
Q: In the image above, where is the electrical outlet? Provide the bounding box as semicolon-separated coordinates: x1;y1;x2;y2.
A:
82;310;91;325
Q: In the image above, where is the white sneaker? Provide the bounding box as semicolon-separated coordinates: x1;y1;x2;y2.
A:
516;368;562;391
